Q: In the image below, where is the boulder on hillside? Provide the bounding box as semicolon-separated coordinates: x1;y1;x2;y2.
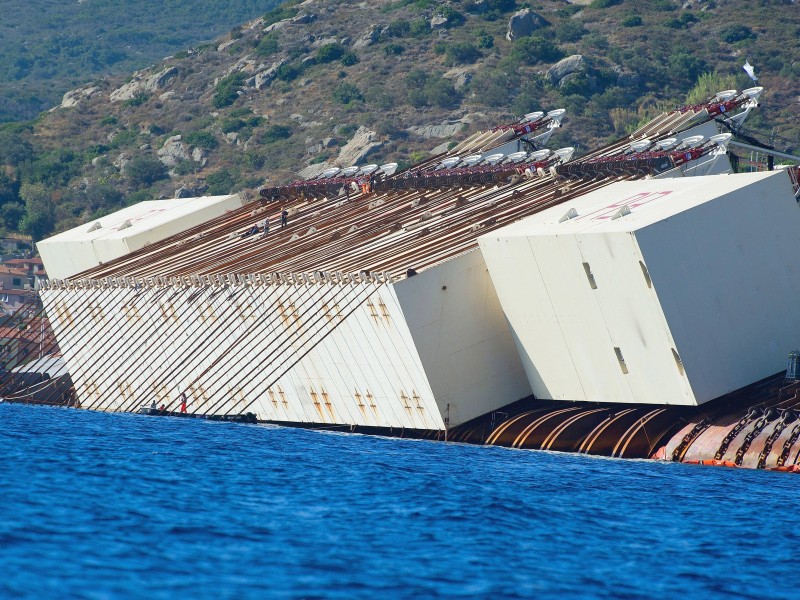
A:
353;25;380;48
506;9;548;41
298;162;332;180
264;19;290;33
250;61;284;90
336;126;382;165
174;186;195;199
291;13;316;24
546;55;586;84
430;14;449;28
157;135;192;167
110;66;179;102
60;85;100;109
407;120;465;139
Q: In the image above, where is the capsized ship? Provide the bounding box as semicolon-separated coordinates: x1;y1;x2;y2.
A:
10;87;800;470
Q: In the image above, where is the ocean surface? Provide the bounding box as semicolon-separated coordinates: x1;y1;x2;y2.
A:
1;404;799;599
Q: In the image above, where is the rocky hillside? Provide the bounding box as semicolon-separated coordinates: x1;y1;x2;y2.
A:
1;0;798;241
0;0;282;122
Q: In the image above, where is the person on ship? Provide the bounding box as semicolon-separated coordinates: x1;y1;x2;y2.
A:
179;391;188;413
281;209;289;228
261;218;270;238
240;223;259;239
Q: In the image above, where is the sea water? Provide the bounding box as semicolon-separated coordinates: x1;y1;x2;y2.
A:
1;403;799;599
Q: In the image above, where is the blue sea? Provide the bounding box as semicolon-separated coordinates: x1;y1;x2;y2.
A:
1;404;799;599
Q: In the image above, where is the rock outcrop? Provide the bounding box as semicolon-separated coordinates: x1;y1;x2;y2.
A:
157;135;192;167
174;186;195;198
353;25;380;48
110;66;179;102
506;9;548;41
297;162;332;180
335;127;382;165
407;120;466;139
546;55;586;85
60;85;101;109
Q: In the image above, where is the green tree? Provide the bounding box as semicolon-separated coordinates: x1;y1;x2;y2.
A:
126;156;169;186
316;42;345;63
0;171;19;205
0;202;25;231
18;182;55;241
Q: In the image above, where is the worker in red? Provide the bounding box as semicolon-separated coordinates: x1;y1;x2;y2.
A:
179;391;188;413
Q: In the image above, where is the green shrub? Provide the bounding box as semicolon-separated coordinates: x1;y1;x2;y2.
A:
589;0;622;7
173;159;200;176
332;82;363;104
205;168;239;195
184;130;218;150
409;19;429;37
110;128;138;149
435;6;465;27
337;123;358;137
275;62;302;81
668;52;708;82
444;42;481;66
126;156;168;186
260;124;292;143
240;150;267;171
220;115;263;133
511;36;564;65
470;69;519;107
404;71;461;109
122;93;150;108
384;42;405;56
229;107;254;118
556;5;583;18
264;2;300;27
476;30;494;49
316;42;345;63
621;14;642;27
720;24;756;43
309;154;329;164
255;33;280;57
364;86;395;110
555;20;587;42
584;32;610;50
465;0;515;13
424;78;461;109
340;51;359;66
386;19;411;38
212;72;246;108
99;116;119;126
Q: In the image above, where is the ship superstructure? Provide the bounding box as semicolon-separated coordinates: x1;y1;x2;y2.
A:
9;87;800;470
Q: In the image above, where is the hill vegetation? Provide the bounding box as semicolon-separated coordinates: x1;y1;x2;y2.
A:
0;0;797;242
0;0;282;122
